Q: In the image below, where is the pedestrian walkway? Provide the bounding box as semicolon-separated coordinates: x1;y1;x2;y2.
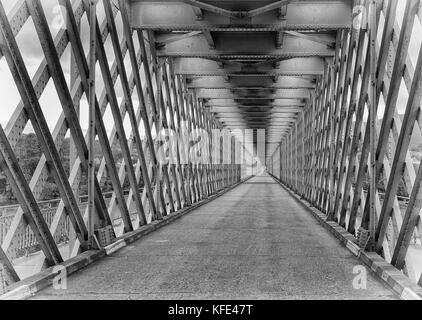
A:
32;174;397;300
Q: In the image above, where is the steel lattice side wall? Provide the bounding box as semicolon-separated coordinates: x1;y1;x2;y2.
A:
0;0;246;294
268;0;422;287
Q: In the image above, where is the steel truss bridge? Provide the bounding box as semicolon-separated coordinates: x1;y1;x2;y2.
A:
0;0;421;300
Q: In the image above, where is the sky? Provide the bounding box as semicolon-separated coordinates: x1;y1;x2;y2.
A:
0;0;421;138
376;1;422;117
0;0;131;136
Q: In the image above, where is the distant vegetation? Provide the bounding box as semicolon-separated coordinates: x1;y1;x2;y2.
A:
0;133;139;206
1;120;421;206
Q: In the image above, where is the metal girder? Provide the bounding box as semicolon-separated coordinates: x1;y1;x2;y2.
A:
156;31;203;46
172;57;325;75
284;31;336;48
195;88;310;99
156;32;335;57
187;76;316;89
130;1;352;31
209;105;302;110
178;0;235;18
140;0;292;19
217;115;296;118
222;119;293;123
205;99;304;106
247;0;291;18
227;125;291;129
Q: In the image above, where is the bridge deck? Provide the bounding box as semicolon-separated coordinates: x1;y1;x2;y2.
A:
32;175;397;300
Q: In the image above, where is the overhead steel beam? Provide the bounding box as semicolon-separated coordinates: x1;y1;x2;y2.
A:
205;99;305;106
130;1;352;31
215;116;299;120
217;113;298;116
173;57;325;75
284;31;336;48
222;119;294;123
187;76;316;89
199;95;308;100
246;0;291;18
196;88;310;97
178;0;235;18
156;31;203;47
134;0;293;20
157;32;335;57
210;108;302;113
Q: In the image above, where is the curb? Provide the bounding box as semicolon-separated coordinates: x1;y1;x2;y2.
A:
0;250;106;300
269;174;422;300
1;176;253;300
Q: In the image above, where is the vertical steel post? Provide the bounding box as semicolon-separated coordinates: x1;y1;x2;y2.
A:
88;0;97;250
69;11;81;253
369;0;377;250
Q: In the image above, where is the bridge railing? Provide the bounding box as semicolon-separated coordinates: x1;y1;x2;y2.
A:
0;188;146;260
